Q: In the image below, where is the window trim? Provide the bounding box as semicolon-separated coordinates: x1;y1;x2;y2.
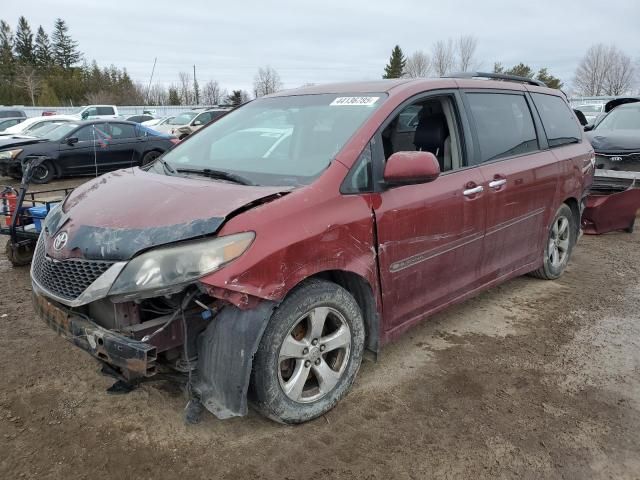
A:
460;88;544;166
362;89;474;193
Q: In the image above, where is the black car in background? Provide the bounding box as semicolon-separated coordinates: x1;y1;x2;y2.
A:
0;120;178;183
586;101;640;171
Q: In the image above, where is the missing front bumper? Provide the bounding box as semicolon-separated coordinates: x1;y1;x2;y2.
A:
33;290;157;380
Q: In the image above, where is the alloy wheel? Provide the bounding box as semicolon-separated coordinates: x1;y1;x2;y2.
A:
278;306;351;403
548;215;570;268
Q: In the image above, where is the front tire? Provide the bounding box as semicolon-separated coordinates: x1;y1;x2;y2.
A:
251;279;365;424
141;150;161;166
530;204;576;280
30;160;55;184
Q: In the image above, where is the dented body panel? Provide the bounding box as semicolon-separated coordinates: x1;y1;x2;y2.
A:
582;170;640;234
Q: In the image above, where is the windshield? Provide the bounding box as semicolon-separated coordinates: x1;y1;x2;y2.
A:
158;93;386;186
168;112;197;125
577;105;602;113
32;122;70;137
596;108;640;130
44;123;80;141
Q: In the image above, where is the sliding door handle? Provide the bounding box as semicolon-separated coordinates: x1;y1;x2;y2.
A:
489;179;507;189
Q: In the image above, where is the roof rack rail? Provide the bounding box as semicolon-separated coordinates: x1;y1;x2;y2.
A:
443;71;546;87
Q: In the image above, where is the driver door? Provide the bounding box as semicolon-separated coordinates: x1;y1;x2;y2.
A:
372;93;488;331
57;123;107;174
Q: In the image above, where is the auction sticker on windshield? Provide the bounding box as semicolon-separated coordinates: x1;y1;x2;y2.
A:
330;96;380;106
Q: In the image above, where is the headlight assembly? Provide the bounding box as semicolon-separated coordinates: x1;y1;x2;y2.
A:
0;149;23;160
109;232;254;299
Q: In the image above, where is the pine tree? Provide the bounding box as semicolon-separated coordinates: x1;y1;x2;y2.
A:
51;18;81;69
14;16;35;64
536;68;563;89
34;26;52;69
383;45;406;79
505;63;534;79
0;20;15;77
168;87;180;105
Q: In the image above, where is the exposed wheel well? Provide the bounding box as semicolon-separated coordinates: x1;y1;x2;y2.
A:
308;270;379;354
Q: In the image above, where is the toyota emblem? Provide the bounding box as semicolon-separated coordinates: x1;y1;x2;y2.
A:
53;232;68;251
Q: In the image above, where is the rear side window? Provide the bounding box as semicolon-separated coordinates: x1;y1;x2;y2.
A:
531;93;581;147
97;106;115;115
110;123;136;139
466;93;538;164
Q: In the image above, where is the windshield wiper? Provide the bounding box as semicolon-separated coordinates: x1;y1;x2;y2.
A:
153;157;177;175
176;168;254;185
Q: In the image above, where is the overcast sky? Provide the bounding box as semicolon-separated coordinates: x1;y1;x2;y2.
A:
5;0;639;93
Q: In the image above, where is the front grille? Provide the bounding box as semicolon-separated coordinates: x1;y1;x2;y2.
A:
596;152;640;171
32;236;115;301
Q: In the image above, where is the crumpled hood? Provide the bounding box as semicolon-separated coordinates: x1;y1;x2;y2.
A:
44;168;291;261
587;130;640;152
0;136;47;149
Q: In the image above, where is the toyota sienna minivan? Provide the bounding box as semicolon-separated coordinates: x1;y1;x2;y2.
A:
32;73;594;424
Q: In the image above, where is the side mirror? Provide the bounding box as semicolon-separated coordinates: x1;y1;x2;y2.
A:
584;125;594;132
193;120;202;126
383;151;440;186
81;111;89;120
66;137;79;146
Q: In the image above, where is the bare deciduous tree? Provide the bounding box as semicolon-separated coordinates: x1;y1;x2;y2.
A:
178;71;194;105
605;48;635;96
404;51;431;78
202;79;225;105
147;83;168;105
456;35;478;72
431;39;455;77
253;65;282;98
574;44;636;96
16;65;41;106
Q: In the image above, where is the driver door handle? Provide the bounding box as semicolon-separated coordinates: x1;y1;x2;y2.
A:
489;179;507;189
463;185;484;196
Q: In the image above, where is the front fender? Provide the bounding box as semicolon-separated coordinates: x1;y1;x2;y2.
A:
194;300;276;419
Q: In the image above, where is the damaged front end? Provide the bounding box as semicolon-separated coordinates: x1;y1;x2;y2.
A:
582;169;640;234
31;207;281;419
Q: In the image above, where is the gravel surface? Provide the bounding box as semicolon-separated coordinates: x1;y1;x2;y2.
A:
0;177;638;479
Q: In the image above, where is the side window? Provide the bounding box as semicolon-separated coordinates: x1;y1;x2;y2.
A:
381;96;463;172
466;93;538;164
531;93;581;147
196;112;212;124
75;125;96;141
110;123;136;139
342;142;373;193
97;106;115;116
84;107;98;117
75;123;109;142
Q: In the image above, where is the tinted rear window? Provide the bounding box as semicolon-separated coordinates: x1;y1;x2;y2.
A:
0;110;25;118
97;106;115;115
531;93;581;147
466;93;538;164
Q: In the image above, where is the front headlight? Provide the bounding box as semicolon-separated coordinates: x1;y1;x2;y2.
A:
109;232;254;298
0;149;23;160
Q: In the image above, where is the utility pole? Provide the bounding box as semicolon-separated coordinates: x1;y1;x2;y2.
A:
193;64;200;106
146;57;157;106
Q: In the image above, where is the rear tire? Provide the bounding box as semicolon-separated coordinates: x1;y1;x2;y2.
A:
530;204;576;280
30;160;55;184
251;279;365;424
5;240;33;267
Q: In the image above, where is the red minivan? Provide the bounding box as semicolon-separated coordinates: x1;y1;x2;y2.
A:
32;74;594;424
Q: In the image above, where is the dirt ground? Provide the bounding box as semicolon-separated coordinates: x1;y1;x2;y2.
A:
1;176;639;479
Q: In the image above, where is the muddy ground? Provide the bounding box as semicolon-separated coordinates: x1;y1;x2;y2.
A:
0;176;639;479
